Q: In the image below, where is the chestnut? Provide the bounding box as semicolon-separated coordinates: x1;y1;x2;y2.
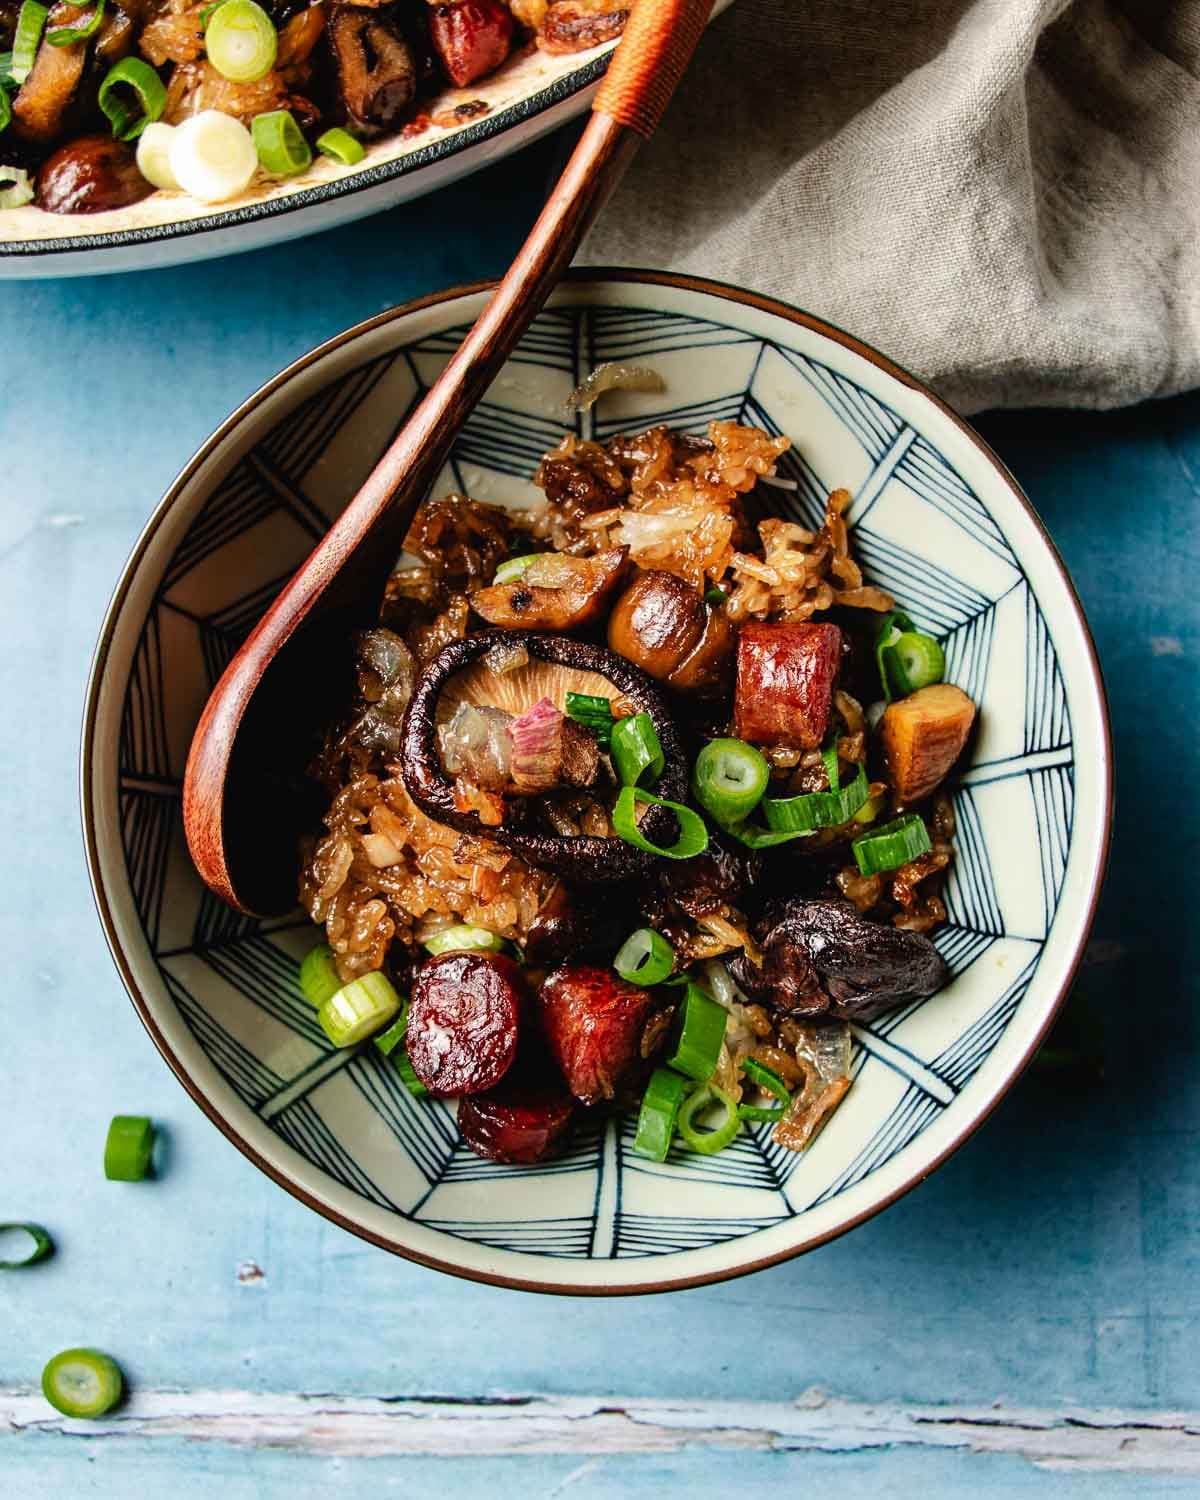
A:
36;135;153;214
606;570;735;697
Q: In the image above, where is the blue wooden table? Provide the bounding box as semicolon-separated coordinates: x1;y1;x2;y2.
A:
3;133;1197;1496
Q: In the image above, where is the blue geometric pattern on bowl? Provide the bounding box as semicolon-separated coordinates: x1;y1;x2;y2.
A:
116;303;1072;1263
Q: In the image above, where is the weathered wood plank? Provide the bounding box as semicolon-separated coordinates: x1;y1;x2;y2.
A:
3;1389;1199;1473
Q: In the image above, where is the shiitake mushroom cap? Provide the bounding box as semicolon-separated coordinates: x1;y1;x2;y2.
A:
399;630;688;883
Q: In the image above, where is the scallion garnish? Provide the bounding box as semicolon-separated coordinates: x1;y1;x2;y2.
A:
318;971;401;1048
612;786;709;860
372;1002;429;1096
851;813;932;875
11;0;48;85
0;1222;54;1268
820;730;841;793
205;0;277;83
632;1067;688;1161
737;1057;791;1123
46;0;105;48
373;1009;409;1056
0;90;9;133
98;57;166;141
103;1115;155;1181
613;927;674;987
298;943;341;1008
564;691;615;747
316;126;365;165
252;108;311;175
881;630;946;698
762;763;870;834
666;982;728;1082
424;924;504;956
691;737;769;827
677;1082;740;1155
492;553;538;585
41;1348;124;1419
610;710;663;788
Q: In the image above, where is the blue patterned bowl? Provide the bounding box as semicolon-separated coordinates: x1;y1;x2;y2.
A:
82;273;1111;1293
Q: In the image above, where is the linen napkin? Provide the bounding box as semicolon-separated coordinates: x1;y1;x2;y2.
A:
580;0;1200;413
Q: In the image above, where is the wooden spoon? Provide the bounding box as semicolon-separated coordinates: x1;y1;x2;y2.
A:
184;0;716;915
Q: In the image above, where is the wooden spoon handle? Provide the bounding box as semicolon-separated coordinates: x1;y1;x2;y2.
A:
260;0;718;613
595;0;715;136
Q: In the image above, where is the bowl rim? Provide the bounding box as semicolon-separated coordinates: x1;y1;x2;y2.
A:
80;268;1114;1295
0;54;605;261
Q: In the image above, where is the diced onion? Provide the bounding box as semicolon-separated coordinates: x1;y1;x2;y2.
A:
168;110;258;203
136;122;180;190
566;362;666;413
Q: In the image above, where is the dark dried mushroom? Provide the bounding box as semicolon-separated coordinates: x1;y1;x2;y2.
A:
12;7;89;145
36;134;154;214
399;629;687;882
328;2;417;137
607;570;735;697
728;897;949;1022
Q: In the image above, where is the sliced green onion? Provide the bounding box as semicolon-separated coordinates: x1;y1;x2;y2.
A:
737;1057;791;1123
565;691;614;747
198;0;225;27
0;165;33;207
298;943;341;1009
0;1222;54;1268
103;1116;155;1181
424;924;504;956
168;108;256;201
632;1067;688;1161
99;56;166;141
703;586;727;606
727;822;814;849
317;971;400;1048
492;553;538;585
613;927;674;987
881;630;946;698
372;1002;428;1096
135;120;179;189
666;982;728;1082
11;0;48;85
395;1052;428;1097
316;125;365;165
0;52;14;82
41;1349;124;1418
763;763;870;834
854;792;884;826
874;609;914;702
691;737;769;826
373;1008;409;1056
252;108;311;176
610;711;663;788
47;0;105;47
820;731;840;793
677;1083;740;1155
206;0;276;83
612;786;709;860
852;813;932;875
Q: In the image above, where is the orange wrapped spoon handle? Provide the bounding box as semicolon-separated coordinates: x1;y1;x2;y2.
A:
595;0;717;138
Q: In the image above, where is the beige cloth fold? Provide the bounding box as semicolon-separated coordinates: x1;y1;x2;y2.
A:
580;0;1200;413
